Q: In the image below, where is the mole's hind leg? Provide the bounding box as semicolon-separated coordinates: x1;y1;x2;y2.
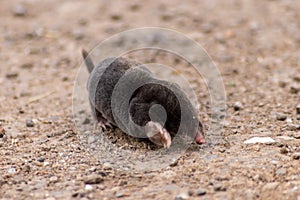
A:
89;100;112;131
95;110;113;130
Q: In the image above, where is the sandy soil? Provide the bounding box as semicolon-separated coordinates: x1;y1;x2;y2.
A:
1;0;300;199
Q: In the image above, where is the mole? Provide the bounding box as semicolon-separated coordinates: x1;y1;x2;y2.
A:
82;49;205;148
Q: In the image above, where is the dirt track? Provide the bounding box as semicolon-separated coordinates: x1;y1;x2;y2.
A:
1;0;300;199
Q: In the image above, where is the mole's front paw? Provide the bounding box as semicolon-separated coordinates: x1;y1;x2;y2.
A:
145;121;171;148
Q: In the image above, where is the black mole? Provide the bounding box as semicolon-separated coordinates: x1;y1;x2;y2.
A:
82;49;205;148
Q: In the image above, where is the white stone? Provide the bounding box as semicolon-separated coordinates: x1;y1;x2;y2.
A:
244;137;275;144
85;184;93;191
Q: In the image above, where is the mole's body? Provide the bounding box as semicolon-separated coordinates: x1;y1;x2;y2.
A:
82;50;205;148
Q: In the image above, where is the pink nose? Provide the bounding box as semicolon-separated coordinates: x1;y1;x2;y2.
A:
194;132;206;144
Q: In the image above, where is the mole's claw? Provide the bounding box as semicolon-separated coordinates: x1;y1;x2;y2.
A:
98;120;107;131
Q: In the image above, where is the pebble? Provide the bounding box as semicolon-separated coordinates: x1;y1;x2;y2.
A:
49;176;58;183
290;85;300;94
214;184;226;192
276;113;287;121
293;132;300;139
188;190;193;196
0;127;5;138
110;13;122;21
286;124;300;131
280;147;289;154
26;119;35;127
37;157;45;162
201;23;213;33
6;72;19;79
82;118;91;125
20;63;34;69
116;192;128;198
244;137;275;144
129;3;140;11
219;55;234;63
12;4;27;17
175;193;189;200
84;175;104;184
233;101;243;111
72;29;84;40
292;153;300;160
296;105;300;115
293;75;300;82
275;168;286;176
23;165;30;173
276;136;294;141
262;182;279;191
85;184;93;191
8;167;16;173
196;189;206;196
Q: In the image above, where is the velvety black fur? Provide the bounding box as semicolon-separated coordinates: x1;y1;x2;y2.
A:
82;50;203;140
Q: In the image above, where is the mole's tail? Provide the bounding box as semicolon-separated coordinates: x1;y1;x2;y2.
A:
82;49;95;73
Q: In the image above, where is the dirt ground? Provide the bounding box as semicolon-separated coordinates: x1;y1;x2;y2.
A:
1;0;300;199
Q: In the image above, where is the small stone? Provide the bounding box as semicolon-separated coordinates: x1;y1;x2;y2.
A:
244;137;275;144
201;23;213;33
196;189;206;196
292;153;300;160
262;182;279;191
103;162;112;169
12;4;27;17
280;147;289;154
276;136;294;141
293;75;300;82
278;81;288;88
72;29;84;40
116;192;128;198
37;157;45;162
219;55;234;63
275;168;286;176
34;161;43;167
8;167;16;174
84;175;104;184
6;72;19;79
276;113;287;121
22;165;31;173
286;124;300;131
169;159;178;167
175;193;189;200
214;184;226;192
293;132;300;139
129;3;140;11
215;33;226;43
110;13;122;21
188;190;194;196
62;76;69;81
85;184;93;191
290;85;300;94
0;127;5;138
233;102;243;111
20;63;34;69
82;118;91;125
296;105;300;115
26;119;35;127
49;176;58;183
78;18;88;26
